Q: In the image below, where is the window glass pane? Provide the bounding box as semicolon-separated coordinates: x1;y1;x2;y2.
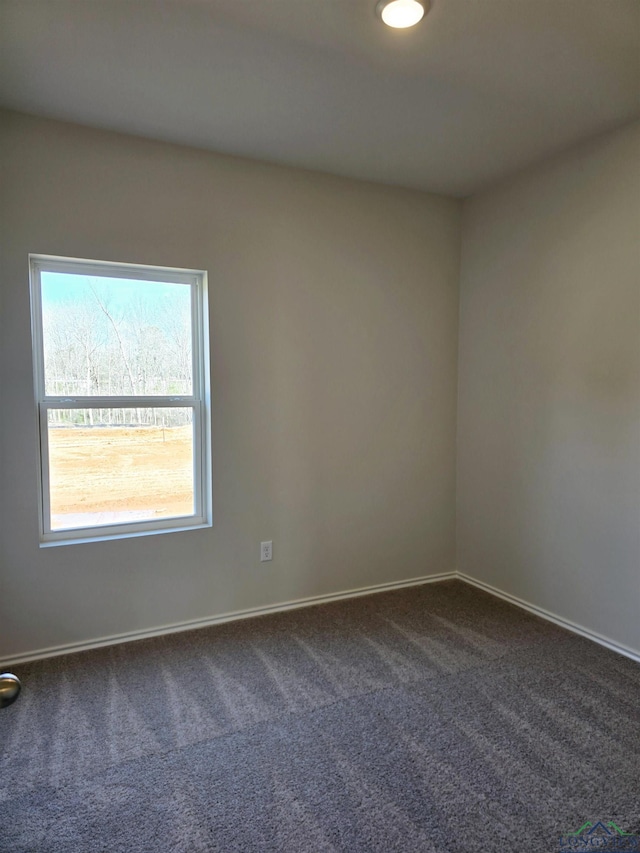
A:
41;273;192;396
47;408;195;531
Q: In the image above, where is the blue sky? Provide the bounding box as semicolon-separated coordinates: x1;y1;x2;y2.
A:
41;272;190;313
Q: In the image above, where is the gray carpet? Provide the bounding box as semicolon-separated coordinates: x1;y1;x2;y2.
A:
1;580;639;852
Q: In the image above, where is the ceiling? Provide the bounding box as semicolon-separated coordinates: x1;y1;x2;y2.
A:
0;0;638;197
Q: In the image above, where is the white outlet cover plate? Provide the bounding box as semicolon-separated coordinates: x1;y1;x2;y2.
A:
260;541;272;561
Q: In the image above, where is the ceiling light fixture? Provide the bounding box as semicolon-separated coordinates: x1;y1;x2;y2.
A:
376;0;429;29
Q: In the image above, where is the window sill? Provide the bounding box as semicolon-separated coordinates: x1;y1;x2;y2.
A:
39;518;212;547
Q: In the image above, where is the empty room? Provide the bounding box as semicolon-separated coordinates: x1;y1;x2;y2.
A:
0;1;639;851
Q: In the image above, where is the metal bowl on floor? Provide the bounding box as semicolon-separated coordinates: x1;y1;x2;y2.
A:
0;673;21;708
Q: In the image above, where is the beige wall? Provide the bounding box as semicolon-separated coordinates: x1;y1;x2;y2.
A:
0;111;461;660
457;121;640;654
2;110;637;663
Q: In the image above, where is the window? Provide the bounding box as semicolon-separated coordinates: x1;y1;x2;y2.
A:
29;255;211;544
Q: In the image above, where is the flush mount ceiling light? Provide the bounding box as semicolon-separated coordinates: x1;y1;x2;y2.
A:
376;0;429;29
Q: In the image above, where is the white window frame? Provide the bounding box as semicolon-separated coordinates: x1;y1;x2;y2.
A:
29;254;212;546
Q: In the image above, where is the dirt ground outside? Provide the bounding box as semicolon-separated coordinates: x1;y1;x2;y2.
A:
48;425;194;529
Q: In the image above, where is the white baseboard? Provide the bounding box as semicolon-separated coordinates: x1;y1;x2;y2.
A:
2;571;456;667
457;572;640;664
4;569;638;667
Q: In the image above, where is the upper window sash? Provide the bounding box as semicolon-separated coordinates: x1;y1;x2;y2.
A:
30;257;205;401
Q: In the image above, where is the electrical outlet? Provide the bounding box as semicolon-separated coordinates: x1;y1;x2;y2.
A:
260;540;273;562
